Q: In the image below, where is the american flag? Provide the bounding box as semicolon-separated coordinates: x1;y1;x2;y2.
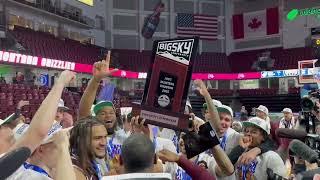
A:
176;13;218;40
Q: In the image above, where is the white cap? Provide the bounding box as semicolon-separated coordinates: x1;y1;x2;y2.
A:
217;104;234;118
58;99;69;111
282;108;292;114
0;113;17;126
256;105;269;115
212;99;222;107
13;121;63;144
242;117;270;134
202;99;222;109
13;123;30;140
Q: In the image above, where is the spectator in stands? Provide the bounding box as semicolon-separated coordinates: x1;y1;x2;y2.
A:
61;112;74;128
69;117;108;179
279;108;296;129
13;72;24;84
240;106;248;121
0;70;76;179
250;107;256;116
276;108;296;162
235;117;287;179
0;76;6;84
255;105;271;132
232;121;243;133
194;80;275;167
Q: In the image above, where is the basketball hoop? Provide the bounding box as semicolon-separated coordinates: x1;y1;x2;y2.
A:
298;59;318;84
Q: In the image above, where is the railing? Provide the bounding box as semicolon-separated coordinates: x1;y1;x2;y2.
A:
12;0;95;27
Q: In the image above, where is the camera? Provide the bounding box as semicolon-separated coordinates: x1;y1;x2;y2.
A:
301;90;320;112
299;90;320;151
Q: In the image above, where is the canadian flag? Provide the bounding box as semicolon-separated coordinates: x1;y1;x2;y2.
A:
232;7;279;39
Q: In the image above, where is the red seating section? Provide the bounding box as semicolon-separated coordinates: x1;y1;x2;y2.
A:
238;88;278;96
288;87;300;95
208;89;233;96
228;47;314;73
111;50;230;73
0;83;79;120
10;26;105;64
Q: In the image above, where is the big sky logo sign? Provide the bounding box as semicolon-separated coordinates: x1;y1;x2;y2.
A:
156;39;194;65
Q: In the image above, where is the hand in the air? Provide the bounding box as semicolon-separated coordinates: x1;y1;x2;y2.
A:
93;51;118;81
193;79;210;97
130;116;150;137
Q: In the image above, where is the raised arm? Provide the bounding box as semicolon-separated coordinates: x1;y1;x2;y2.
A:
78;51;117;119
212;145;234;177
193;80;221;132
10;70;76;153
51;130;76;180
199;122;234;177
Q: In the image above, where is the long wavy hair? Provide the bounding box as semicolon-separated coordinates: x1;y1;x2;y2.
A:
69;117;108;175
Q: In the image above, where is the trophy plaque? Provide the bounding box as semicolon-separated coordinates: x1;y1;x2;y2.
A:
132;38;198;130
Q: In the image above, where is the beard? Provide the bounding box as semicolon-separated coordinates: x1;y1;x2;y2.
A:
107;127;115;135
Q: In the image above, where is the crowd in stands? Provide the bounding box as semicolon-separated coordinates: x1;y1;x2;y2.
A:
1;51;319;180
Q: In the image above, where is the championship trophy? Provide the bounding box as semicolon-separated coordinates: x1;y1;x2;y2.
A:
132;37;199;130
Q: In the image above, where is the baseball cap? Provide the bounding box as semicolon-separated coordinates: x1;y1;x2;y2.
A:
242;117;270;134
13;123;29;140
13;121;63;144
217;105;234;118
282;108;292;114
255;105;269;115
203;99;223;109
58;99;69;111
0;113;16;126
93;101;115;115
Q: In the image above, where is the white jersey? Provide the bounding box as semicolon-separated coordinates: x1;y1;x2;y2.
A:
234;151;287;180
6;166;52;180
221;128;242;155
